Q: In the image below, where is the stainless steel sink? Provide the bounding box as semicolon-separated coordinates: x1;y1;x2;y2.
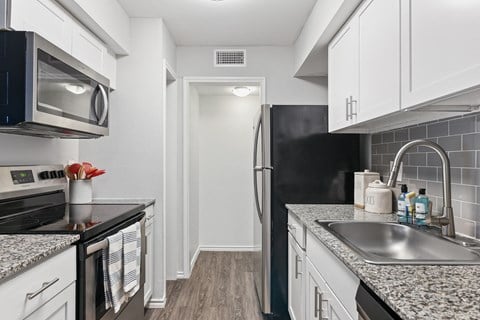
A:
316;221;480;265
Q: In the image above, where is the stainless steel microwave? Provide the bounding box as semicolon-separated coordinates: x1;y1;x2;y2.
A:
0;31;110;138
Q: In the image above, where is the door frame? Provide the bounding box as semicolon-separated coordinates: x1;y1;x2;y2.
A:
182;77;266;277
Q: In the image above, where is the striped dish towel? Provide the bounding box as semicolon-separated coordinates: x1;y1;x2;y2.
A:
102;232;126;313
121;222;141;297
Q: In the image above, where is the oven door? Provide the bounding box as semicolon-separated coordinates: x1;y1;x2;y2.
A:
29;32;110;136
80;213;145;320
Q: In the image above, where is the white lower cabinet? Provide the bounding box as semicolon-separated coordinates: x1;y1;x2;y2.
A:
305;257;352;320
24;282;75;320
288;214;360;320
0;247;76;320
288;233;305;320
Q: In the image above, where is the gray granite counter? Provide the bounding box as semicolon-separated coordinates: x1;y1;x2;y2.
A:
286;204;480;320
0;234;79;282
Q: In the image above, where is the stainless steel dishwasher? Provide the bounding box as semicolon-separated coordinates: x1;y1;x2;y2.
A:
356;282;401;320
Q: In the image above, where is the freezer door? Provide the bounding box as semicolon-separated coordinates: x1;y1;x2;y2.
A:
253;104;272;315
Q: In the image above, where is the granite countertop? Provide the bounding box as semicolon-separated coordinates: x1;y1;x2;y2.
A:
92;198;156;207
0;234;79;282
286;204;480;320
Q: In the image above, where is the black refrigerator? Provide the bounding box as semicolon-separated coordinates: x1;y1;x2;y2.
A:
252;105;364;319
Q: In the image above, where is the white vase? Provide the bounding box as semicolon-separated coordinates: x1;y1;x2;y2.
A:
69;180;93;204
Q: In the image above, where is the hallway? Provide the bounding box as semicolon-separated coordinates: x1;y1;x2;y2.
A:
145;252;264;320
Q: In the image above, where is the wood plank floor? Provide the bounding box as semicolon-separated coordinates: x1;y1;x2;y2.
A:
144;251;265;320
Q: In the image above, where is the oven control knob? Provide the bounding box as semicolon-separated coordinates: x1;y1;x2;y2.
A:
39;171;50;180
49;171;58;179
57;170;65;178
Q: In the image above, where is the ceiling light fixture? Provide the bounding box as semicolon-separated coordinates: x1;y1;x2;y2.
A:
232;86;251;97
65;84;86;95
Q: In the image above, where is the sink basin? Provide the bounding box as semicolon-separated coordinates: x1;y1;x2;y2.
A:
316;221;480;265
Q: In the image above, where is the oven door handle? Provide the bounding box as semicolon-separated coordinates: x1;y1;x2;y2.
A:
86;239;108;255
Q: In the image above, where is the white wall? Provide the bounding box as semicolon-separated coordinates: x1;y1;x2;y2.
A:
0;134;78;165
188;87;200;262
197;95;260;249
177;46;328;105
293;0;361;76
79;18;177;305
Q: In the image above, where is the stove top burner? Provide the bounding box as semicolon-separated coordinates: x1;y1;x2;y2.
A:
0;192;145;240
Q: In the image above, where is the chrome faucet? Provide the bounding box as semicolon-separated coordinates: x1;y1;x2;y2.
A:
386;139;455;238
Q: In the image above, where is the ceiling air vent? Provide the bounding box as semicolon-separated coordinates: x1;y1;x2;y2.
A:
214;49;246;67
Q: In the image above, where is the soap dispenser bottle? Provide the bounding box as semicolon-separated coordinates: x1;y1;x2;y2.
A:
415;188;429;226
397;184;408;223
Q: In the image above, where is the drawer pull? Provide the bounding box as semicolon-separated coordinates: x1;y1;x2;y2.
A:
314;286;329;320
295;255;302;279
26;278;59;300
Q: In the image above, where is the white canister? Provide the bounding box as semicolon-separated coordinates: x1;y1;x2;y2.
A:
354;170;380;209
364;180;392;214
69;180;93;204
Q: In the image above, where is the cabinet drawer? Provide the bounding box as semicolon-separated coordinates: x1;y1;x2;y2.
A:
288;211;305;249
0;247;76;320
306;231;359;317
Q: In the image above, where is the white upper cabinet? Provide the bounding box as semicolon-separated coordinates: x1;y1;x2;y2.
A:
10;0;73;53
357;0;400;122
71;24;105;75
401;0;480;108
328;0;401;132
328;0;480;133
328;21;359;132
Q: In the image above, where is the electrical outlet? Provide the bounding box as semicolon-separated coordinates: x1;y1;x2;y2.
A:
390;161;403;181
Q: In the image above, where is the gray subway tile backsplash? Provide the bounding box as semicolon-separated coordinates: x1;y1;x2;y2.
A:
449;116;476;135
370;114;480;239
427;121;449;138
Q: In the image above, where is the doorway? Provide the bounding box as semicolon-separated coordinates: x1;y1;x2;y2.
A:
183;77;266;277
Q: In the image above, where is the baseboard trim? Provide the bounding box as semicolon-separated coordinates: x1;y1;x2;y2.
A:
147;297;166;308
190;245;200;271
199;245;255;252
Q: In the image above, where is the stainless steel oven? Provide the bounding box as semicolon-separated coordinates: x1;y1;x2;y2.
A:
0;31;110;138
79;213;146;320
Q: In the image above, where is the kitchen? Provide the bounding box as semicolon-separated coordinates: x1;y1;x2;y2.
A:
1;0;480;320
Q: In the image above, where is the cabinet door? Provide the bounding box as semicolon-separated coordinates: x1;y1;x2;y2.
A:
401;0;480;108
305;258;353;320
288;234;305;320
9;0;73;53
144;221;154;306
71;24;105;73
24;282;76;320
357;0;400;122
328;18;359;132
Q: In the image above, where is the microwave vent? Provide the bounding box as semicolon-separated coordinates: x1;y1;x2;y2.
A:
214;49;246;67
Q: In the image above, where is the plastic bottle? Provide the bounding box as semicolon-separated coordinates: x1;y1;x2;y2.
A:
405;191;417;224
415;188;429;226
397;184;408;223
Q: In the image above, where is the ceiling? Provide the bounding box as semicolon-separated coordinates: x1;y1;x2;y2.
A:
193;84;260;96
117;0;317;46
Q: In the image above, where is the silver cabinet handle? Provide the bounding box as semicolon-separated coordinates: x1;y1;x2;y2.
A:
314;286;329;319
314;286;321;318
26;278;59;300
345;97;350;121
350;95;358;118
295;255;302;279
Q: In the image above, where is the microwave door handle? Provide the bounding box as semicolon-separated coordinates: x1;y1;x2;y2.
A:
97;85;109;126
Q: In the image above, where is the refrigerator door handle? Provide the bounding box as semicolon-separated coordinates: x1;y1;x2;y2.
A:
253;114;263;222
